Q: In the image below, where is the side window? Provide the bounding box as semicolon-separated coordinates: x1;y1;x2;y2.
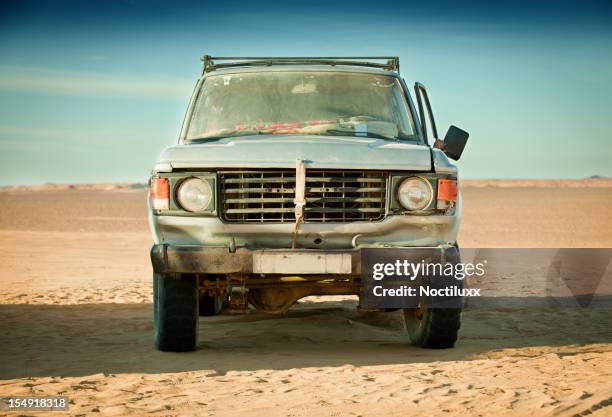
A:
414;82;438;144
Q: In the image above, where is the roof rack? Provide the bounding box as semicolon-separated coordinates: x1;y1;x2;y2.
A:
200;56;400;74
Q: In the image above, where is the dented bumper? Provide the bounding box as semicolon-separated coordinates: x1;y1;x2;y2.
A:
149;201;461;250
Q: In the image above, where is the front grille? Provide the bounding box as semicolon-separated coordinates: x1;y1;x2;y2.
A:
220;169;387;223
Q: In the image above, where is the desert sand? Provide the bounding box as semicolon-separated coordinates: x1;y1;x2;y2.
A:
1;182;612;417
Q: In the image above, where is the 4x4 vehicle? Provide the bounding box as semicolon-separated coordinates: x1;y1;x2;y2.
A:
149;56;469;352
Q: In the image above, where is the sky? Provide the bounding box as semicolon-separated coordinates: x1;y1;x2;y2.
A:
0;0;611;185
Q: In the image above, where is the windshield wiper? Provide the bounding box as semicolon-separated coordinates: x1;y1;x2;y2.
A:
187;130;266;143
187;129;418;144
322;129;400;142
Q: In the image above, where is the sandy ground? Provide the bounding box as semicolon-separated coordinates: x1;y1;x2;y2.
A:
1;183;612;417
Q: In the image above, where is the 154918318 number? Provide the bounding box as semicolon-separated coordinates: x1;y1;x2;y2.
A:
1;396;69;411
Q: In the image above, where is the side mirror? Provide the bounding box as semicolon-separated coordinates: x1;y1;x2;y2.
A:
442;125;469;160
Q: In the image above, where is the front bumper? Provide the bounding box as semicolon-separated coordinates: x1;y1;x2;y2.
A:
150;244;460;276
150;210;461;250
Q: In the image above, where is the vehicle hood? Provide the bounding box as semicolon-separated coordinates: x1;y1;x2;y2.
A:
158;135;432;171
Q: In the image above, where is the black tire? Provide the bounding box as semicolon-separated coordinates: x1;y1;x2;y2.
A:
199;294;224;316
153;273;198;352
403;307;461;349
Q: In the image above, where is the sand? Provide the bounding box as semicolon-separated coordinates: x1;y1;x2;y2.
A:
1;182;612;416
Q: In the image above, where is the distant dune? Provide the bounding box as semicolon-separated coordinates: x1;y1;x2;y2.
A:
1;178;611;193
461;178;612;188
0;182;148;192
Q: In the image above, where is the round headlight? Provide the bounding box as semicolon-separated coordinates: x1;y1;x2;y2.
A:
176;178;212;212
397;177;433;211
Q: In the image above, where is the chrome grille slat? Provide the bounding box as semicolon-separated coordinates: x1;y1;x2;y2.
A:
308;197;383;203
306;177;385;183
224;187;296;193
220;169;387;223
306;208;382;213
225;197;295;204
307;187;384;193
226;207;295;213
225;197;382;204
224;177;296;184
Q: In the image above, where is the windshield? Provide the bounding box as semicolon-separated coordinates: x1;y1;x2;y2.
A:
185;71;416;142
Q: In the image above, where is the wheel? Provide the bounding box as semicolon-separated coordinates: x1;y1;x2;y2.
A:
199;294;224;316
403;307;461;349
153;273;198;352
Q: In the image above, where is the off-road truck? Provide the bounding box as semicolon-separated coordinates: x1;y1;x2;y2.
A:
149;56;469;352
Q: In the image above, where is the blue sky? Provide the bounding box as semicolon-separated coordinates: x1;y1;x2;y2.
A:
1;0;611;185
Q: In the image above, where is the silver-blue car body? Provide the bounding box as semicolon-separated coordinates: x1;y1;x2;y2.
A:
148;57;469;352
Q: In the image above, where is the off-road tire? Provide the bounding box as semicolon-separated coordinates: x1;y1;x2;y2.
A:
199;294;224;316
403;307;461;349
153;273;198;352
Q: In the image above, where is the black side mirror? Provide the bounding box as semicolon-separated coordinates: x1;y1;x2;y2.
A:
442;125;469;160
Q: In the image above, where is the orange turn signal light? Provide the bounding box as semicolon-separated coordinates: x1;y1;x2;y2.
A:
437;179;458;202
150;177;170;210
